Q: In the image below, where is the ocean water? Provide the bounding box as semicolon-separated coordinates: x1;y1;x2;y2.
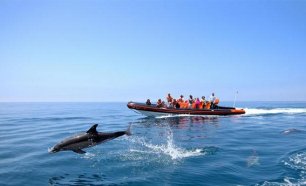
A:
0;102;305;186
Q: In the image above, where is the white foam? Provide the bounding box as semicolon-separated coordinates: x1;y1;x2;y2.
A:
156;114;192;119
261;152;306;186
82;152;96;159
47;147;53;153
259;177;306;186
156;114;219;119
244;108;306;116
283;152;306;171
128;130;204;160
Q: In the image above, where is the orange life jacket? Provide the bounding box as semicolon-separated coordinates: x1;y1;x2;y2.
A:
192;103;196;109
205;102;211;109
214;98;220;105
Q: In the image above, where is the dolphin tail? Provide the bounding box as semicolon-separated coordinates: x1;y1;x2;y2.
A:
125;124;132;136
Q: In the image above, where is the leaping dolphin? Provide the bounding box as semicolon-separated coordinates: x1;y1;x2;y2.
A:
49;124;131;154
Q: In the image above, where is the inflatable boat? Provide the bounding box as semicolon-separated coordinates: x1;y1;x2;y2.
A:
127;102;245;117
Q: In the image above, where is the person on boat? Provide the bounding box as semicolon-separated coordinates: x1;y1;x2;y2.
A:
178;95;184;102
188;95;194;108
210;93;216;109
162;101;166;108
175;100;180;109
170;99;176;108
195;98;201;109
177;95;184;108
157;99;164;108
201;96;206;109
213;98;220;109
184;100;189;109
146;99;151;105
166;93;173;106
171;99;180;109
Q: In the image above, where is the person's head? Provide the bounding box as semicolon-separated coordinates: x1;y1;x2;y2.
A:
180;95;184;98
168;93;171;96
158;99;161;102
212;93;215;96
173;99;176;102
189;95;193;99
147;99;150;102
202;96;205;99
196;98;199;101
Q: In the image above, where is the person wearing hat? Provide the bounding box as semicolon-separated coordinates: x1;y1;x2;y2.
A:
210;93;216;109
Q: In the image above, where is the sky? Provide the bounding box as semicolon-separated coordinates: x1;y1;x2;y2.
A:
0;0;306;102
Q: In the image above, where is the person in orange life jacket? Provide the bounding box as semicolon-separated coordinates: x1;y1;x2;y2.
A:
195;98;201;109
201;96;206;109
178;95;184;102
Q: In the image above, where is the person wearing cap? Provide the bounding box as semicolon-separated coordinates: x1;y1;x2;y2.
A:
210;93;216;109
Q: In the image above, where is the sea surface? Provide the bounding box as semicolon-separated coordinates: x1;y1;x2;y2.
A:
0;102;305;186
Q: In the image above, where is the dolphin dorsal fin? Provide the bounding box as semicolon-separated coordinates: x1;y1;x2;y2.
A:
86;124;98;134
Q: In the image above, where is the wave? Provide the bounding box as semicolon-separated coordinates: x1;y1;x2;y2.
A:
283;151;306;171
127;127;206;160
244;108;306;116
257;150;306;186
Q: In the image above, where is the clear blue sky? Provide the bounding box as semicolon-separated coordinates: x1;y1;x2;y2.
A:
1;0;306;102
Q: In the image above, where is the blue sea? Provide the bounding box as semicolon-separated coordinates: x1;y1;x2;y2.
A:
0;102;305;186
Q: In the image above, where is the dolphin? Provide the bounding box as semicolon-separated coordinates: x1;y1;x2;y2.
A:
246;150;260;167
49;124;131;154
281;128;302;135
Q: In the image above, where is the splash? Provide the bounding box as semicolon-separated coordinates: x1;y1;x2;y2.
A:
47;147;53;153
128;129;204;160
82;152;96;159
244;108;306;116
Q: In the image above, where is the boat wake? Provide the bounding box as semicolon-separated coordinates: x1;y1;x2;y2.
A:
244;108;306;116
155;114;219;119
156;114;196;119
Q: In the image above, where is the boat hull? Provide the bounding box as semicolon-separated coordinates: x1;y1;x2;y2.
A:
127;102;245;117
